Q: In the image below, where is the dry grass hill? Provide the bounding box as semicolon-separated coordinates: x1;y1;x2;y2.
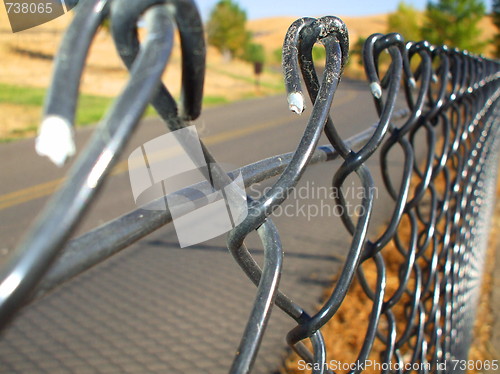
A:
248;14;497;74
0;9;497;139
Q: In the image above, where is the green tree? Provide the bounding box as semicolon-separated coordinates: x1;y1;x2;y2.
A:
350;36;367;67
243;43;266;88
273;47;283;65
206;0;248;60
242;42;265;64
387;2;422;42
422;0;486;53
493;0;500;57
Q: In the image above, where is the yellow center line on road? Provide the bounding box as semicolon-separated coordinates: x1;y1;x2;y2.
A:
0;89;358;211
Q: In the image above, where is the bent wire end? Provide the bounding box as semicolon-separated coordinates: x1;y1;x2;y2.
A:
282;17;315;115
370;82;382;99
405;42;417;90
409;77;417;90
288;92;305;114
35;116;76;167
36;0;111;167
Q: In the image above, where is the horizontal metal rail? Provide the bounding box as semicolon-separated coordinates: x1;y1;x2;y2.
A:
34;118;410;302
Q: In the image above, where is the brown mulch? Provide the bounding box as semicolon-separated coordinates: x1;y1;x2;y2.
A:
282;171;500;374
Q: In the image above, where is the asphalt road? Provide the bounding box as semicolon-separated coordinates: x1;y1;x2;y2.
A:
0;79;406;374
0;79;389;254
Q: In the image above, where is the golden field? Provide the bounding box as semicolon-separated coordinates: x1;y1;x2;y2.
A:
0;9;497;138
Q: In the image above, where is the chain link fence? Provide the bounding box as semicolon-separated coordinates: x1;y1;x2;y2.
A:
0;1;499;373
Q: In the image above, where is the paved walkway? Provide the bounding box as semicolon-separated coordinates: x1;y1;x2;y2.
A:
0;155;396;374
0;149;497;374
2;88;496;374
0;86;388;374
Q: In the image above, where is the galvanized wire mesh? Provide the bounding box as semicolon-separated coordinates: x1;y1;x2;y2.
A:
0;1;499;374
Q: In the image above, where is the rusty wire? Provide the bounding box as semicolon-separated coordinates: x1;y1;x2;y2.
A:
0;1;499;373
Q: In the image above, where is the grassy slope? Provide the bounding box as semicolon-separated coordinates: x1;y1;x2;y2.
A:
0;83;230;142
0;10;496;140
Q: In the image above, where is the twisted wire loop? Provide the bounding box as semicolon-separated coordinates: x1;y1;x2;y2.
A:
228;17;349;373
343;39;500;373
0;1;499;373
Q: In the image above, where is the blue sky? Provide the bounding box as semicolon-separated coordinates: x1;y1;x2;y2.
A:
198;0;494;20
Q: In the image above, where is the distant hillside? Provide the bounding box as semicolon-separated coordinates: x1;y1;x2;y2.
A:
248;14;497;58
0;10;497;139
248;14;387;53
0;11;496;99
